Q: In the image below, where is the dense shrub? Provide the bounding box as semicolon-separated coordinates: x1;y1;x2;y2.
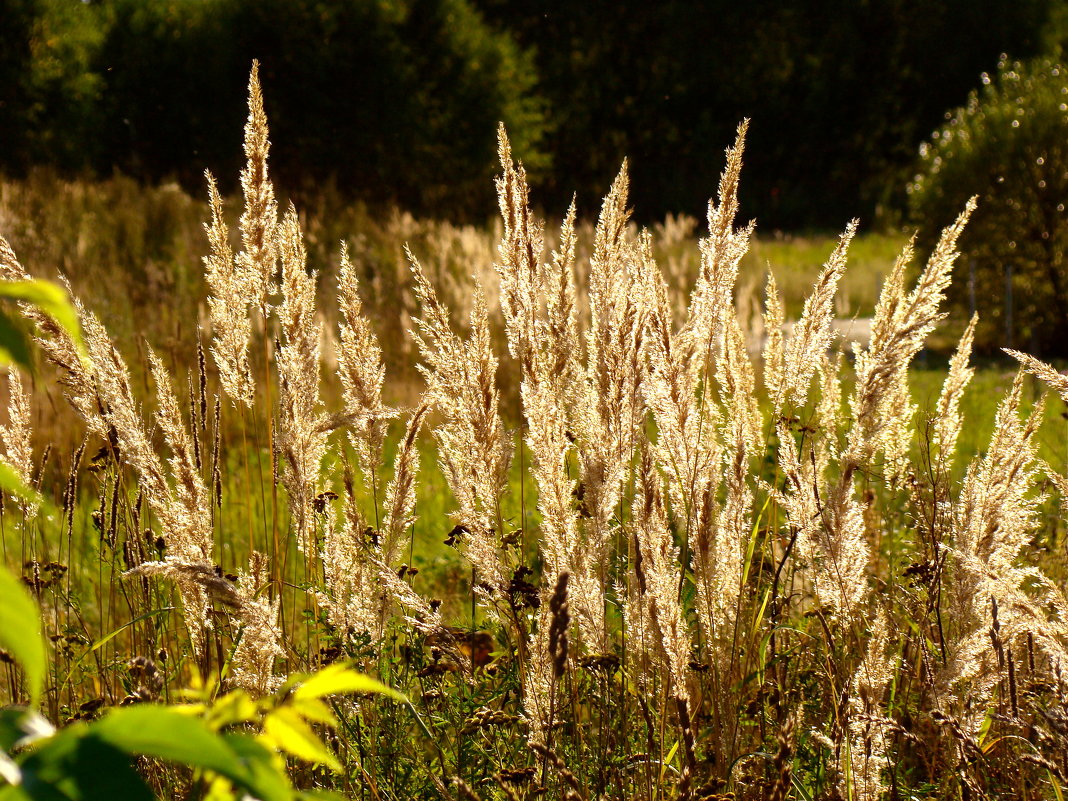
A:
909;56;1068;355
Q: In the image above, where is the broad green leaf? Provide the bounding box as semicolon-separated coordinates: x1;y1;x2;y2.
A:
262;707;340;770
0;710;54;753
292;663;405;703
15;725;153;801
0;281;84;358
0;566;45;707
91;706;286;801
0;310;32;372
0;461;41;512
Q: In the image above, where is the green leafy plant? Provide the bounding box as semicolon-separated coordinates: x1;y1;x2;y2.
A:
909;55;1068;354
0;276;82;505
0;561;405;801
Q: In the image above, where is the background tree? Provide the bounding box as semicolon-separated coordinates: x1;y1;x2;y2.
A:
0;0;1057;228
91;0;547;217
475;0;1051;227
909;56;1068;356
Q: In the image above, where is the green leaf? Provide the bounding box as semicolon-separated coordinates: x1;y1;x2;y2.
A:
0;709;54;753
0;460;42;511
262;707;340;770
291;663;405;703
220;734;291;801
290;697;336;727
0;310;33;372
0;281;84;358
15;725;153;801
1050;769;1065;801
0;750;20;787
207;690;259;729
0;566;45;707
91;706;287;801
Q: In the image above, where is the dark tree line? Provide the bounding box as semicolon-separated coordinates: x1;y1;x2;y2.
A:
0;0;1057;226
475;0;1053;226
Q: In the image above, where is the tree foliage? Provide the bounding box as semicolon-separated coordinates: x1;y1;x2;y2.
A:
476;0;1052;227
0;0;1057;227
1;0;547;220
909;56;1068;355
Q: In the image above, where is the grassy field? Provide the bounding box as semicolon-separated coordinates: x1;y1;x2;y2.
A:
3;79;1068;801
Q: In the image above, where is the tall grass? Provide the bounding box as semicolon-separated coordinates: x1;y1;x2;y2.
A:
2;67;1068;801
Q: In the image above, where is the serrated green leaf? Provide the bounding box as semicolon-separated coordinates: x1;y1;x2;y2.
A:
0;566;45;707
0;280;84;358
291;663;405;703
262;707;340;770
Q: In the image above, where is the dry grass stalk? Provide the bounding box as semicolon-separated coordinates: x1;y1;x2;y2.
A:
494;129;594;706
276;206;327;556
237;60;278;318
565;164;648;650
845;611;893;800
933;313;978;464
846;199;975;473
1006;347;1068;403
761;272;785;397
409;248;511;604
768;709;798;801
337;242;394;494
204;61;278;408
0;239;103;440
631;444;691;704
203;173;255;407
775;220;857;413
0;368;38;518
494;123;547;374
230;550;284;696
44;299;218;652
321;385;431;641
147;350;213;563
938;371;1068;726
642;125;751;610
